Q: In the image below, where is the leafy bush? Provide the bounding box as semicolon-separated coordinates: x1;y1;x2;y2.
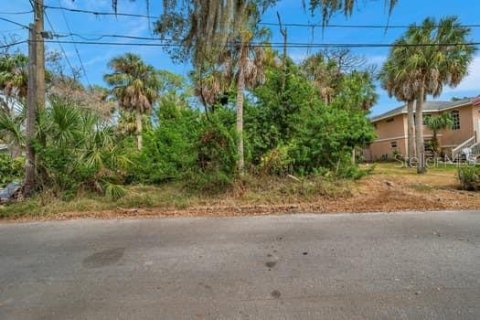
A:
35;100;129;200
288;105;375;178
247;63;319;164
130;103;200;183
458;166;480;191
247;61;376;179
258;145;292;175
130;103;238;193
0;154;23;187
191;113;238;192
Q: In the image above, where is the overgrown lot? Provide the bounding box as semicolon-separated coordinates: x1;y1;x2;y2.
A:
2;163;479;221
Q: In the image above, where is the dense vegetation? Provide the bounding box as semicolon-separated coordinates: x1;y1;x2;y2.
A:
0;49;376;200
1;0;477;210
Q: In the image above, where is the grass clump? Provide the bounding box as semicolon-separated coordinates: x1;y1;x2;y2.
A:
458;166;480;191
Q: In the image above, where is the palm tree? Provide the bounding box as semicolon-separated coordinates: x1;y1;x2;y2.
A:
391;17;475;173
191;66;226;114
104;53;160;150
224;18;270;175
308;0;398;23
0;54;28;100
0;104;25;158
379;57;417;164
336;71;377;111
36;99;129;199
150;0;400;175
0;54;29;157
301;53;341;104
424;113;453;157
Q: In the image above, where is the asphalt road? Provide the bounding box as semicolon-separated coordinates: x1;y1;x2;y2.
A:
1;211;480;320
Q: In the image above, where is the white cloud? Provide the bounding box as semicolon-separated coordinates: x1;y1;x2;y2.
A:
443;55;480;94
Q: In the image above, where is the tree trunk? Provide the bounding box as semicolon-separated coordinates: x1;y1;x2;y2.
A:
236;43;247;176
407;99;415;166
24;25;36;196
415;87;426;174
432;130;438;158
135;110;143;151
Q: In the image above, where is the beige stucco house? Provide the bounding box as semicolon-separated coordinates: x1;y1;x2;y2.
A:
364;97;480;161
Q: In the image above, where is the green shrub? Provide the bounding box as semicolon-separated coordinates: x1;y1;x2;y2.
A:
0;154;23;187
458;166;480;191
129;104;200;183
259;145;292;175
288;105;375;178
191;113;238;192
35;100;129;199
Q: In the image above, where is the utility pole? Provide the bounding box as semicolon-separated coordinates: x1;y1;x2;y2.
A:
24;0;45;196
24;25;37;196
276;12;288;94
33;0;45;111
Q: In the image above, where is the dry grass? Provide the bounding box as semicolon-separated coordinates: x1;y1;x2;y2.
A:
1;163;479;222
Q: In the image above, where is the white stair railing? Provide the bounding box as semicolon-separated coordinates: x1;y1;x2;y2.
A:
452;136;476;160
471;142;480;156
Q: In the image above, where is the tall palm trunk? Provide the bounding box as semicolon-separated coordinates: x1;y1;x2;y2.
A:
135;110;143;151
415;86;426;174
432;129;439;157
407;99;415;166
236;42;247;176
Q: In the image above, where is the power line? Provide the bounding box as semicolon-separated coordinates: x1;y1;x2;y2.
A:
49;31;480;48
43;5;480;30
0;27;26;33
0;9;33;15
44;5;156;19
0;17;29;29
56;0;91;86
259;22;480;29
0;39;27;49
54;32;159;42
39;39;480;49
44;12;77;77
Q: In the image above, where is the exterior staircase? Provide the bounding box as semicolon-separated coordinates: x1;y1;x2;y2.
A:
470;142;480;159
452;136;480;162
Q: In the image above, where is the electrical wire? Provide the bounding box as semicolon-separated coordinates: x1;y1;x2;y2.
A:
43;5;480;30
0;17;29;29
49;32;480;49
44;12;77;77
0;27;26;33
0;39;27;49
40;39;480;49
0;9;33;15
56;0;91;86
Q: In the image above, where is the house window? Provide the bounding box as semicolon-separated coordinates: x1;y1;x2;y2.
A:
391;141;397;148
386;118;394;123
451;110;460;130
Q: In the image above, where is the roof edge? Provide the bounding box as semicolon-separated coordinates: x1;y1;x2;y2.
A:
370;99;473;123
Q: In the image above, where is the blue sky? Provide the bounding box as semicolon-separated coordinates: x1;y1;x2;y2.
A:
1;0;479;116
